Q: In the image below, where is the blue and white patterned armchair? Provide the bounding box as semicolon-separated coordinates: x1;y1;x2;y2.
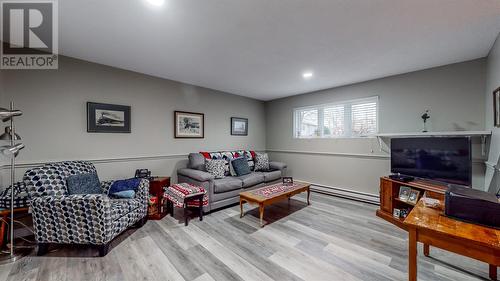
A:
24;161;149;256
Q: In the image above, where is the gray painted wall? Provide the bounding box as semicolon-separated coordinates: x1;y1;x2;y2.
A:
485;32;500;193
0;56;266;184
266;59;487;196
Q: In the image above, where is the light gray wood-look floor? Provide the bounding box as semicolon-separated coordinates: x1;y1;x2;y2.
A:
1;193;495;281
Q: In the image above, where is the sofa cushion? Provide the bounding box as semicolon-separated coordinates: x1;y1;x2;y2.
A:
213;177;243;193
66;173;102;195
238;172;265;188
189;153;206;171
262;170;282;182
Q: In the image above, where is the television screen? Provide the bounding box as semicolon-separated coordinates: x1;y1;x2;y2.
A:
391;137;471;186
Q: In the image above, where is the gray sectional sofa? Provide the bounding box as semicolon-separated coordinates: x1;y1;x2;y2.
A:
177;152;287;212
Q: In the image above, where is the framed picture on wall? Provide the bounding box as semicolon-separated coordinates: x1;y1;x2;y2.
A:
175;111;204;138
231;117;248;136
87;102;131;133
494;87;500;128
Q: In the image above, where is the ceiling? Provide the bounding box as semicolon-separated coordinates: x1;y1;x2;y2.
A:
59;0;500;101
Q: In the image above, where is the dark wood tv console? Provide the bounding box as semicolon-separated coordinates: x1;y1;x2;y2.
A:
376;176;447;230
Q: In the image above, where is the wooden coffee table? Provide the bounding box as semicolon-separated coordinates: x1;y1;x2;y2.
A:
239;181;311;227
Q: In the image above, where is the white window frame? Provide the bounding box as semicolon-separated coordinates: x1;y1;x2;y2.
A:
293;96;379;139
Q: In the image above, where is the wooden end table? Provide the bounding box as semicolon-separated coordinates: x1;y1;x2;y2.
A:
239;181;311;227
404;199;499;281
147;177;170;220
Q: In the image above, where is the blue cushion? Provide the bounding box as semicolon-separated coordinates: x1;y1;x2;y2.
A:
66;173;102;195
231;157;251;176
110;190;135;199
109;178;141;194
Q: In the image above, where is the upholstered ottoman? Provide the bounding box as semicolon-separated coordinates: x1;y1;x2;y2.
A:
164;183;208;226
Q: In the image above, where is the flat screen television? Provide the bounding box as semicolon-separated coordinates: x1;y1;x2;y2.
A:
391;137;472;186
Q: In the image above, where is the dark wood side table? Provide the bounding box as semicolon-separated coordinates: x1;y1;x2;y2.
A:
147;177;170;220
0;207;29;249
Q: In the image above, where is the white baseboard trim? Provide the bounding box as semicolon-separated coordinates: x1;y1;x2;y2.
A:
297;179;380;205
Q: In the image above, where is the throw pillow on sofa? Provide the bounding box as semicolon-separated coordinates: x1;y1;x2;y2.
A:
231;157;251;176
254;153;270;171
109;178;141;195
67;173;102;195
205;159;226;179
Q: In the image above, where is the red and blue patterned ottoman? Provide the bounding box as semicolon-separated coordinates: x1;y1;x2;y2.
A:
164;183;208;226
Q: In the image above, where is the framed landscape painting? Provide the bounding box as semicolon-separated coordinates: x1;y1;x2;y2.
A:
175;111;204;138
231;117;248;136
87;102;131;133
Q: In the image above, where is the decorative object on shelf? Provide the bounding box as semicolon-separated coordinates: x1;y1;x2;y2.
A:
421;109;430;132
399;186;411;201
422;197;441;208
174;111;204;138
282;177;293;186
408;189;420;204
87;102;131;133
231;117;248;136
393;208;401;218
494;87;500;128
0;101;27;264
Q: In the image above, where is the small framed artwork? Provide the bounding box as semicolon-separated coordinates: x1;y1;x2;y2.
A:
282;177;293;186
87;102;131;133
231;117;248;136
393;208;401;218
175;111;204;138
494;87;500;127
408;190;420;205
398;186;411;202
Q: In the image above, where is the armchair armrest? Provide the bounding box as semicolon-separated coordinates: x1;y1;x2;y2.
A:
101;180;115;194
30;194;113;244
269;161;287;171
178;168;214;182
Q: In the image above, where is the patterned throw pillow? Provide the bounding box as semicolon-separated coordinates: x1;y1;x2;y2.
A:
254;153;270;171
66;173;102;195
205;159;226;179
231;157;251;176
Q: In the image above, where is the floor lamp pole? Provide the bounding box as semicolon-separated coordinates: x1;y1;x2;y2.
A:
9;101;15;258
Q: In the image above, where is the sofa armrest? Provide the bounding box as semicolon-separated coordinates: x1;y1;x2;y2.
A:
269;161;287;171
30;194;113;244
178;168;215;182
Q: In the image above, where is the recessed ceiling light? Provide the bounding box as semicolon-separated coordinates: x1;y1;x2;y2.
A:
302;72;313;79
145;0;165;7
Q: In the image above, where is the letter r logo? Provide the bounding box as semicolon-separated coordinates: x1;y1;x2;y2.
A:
1;2;53;54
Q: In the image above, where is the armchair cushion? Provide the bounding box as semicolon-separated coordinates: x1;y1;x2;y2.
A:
110;190;135;199
178;168;215;182
269;161;287;171
66;173;102;195
109;178;141;194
